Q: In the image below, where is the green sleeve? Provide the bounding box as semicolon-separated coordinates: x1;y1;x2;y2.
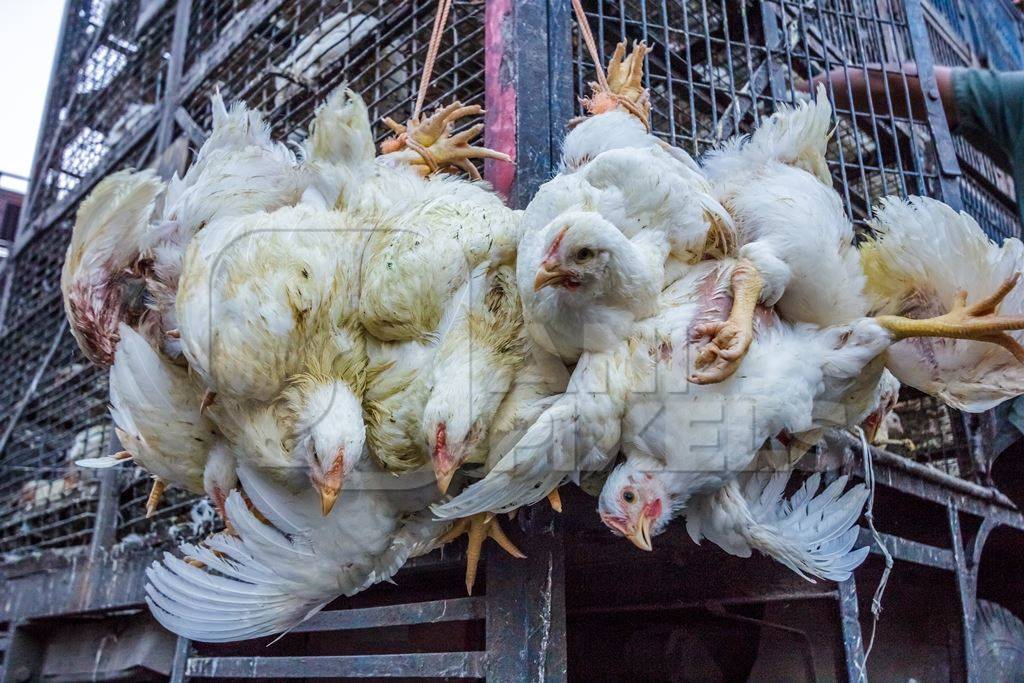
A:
952;68;1024;156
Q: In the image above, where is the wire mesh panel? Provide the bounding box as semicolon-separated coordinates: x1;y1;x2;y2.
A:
572;0;953;231
180;0;485;146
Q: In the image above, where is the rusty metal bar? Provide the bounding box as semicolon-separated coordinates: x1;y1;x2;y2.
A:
169;636;191;683
856;527;955;570
157;0;194;151
185;652;488;679
947;503;978;682
290;597;484;633
485;506;567;682
904;0;963;207
837;577;866;683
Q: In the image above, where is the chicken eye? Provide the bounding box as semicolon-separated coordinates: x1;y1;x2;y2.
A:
622;490;636;504
575;247;594;262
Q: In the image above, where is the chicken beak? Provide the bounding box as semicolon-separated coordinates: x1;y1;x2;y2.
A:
315;451;345;516
534;263;566;291
433;424;457;494
627;516;654;552
319;484;340;516
435;466;457;495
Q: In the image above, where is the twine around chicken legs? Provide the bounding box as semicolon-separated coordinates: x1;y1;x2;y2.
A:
570;0;611;94
412;0;455;121
569;0;652;130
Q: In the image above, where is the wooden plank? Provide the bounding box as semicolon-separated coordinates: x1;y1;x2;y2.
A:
185;652;487;679
290;597;484;633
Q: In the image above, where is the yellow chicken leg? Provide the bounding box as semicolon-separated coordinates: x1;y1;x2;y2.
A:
438;512;526;595
547;488;563;513
690;259;764;384
876;273;1024;360
145;477;167;518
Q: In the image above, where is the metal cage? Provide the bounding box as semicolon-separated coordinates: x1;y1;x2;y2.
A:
2;0;1024;680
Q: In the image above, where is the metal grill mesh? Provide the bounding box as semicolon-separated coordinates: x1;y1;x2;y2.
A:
181;0;485;147
573;0;944;231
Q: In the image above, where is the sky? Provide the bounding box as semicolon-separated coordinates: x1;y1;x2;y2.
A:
0;1;64;189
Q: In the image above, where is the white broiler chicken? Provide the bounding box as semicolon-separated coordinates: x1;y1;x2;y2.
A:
171;87;418;513
66;93;309;516
146;462;448;642
519;42;733;363
861;197;1024;411
62;169;165;367
693;84;867;383
149;93;309;356
176;202;370;514
77;325;236;519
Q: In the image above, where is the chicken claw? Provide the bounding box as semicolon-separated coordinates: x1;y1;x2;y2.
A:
578;41;652;126
380;101;511;181
547;488;563;513
876;272;1024;361
437;512;525;595
690;259;764;384
146;477;167;518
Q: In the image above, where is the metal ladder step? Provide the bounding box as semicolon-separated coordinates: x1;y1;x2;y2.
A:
171;597;487;681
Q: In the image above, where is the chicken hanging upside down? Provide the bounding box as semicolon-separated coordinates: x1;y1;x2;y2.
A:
60;30;1024;646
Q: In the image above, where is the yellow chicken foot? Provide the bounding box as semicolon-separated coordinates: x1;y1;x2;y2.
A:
145;477;167;518
876;272;1024;360
875;437;917;453
576;41;652;126
438;512;526;595
690;259;764;384
547;488;563;513
380;101;510;180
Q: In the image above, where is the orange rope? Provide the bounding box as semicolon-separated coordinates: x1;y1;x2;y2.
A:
571;0;610;93
413;0;455;121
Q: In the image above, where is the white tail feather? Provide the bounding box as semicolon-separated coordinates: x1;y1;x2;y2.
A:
146;465;443;642
706;83;833;185
75;454;132;468
689;471;870;582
